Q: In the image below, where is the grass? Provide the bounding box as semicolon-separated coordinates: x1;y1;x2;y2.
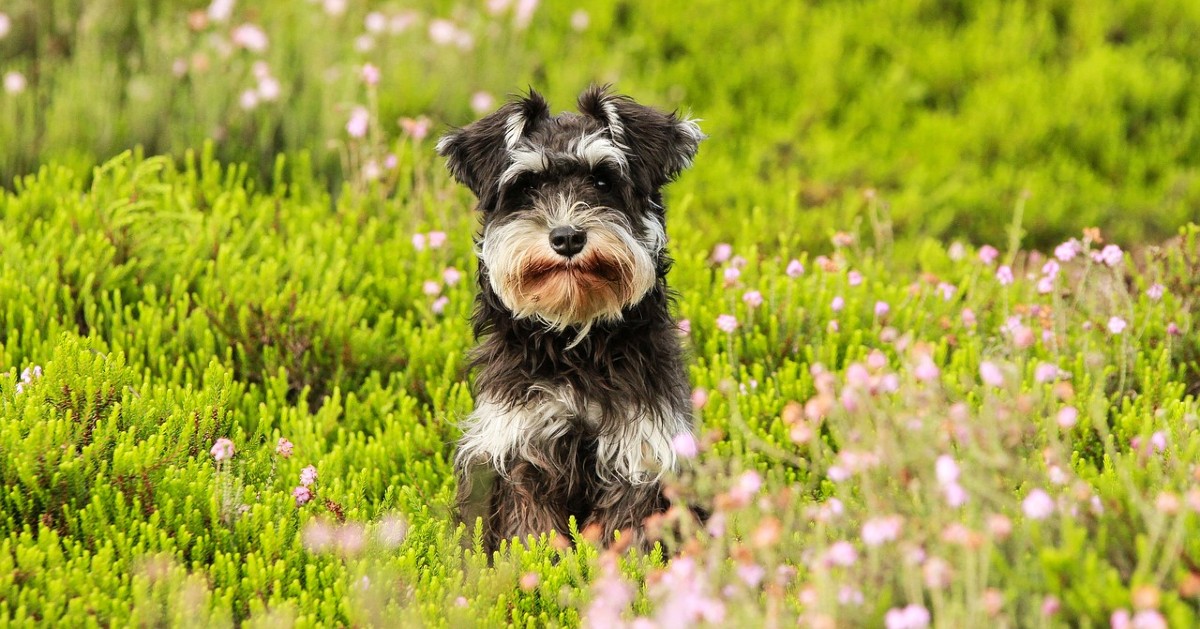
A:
1;0;1199;627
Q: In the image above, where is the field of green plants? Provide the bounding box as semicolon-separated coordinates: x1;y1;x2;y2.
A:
1;0;1199;626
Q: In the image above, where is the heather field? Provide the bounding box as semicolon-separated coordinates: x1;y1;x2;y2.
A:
1;1;1200;627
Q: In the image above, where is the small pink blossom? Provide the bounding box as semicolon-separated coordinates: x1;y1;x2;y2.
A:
885;604;931;629
346;106;369;138
231;24;269;53
1111;609;1132;629
364;11;387;33
570;9;590;31
848;270;863;286
786;259;804;277
1035;363;1061;383
323;0;346;16
428;19;458;45
1057;406;1079;429
238;89;259;111
422;280;441;296
716;314;738;333
1167;322;1180;335
1131;610;1167;629
943;483;968;508
838;586;864;606
293;485;313;506
1037;276;1055;294
671;433;698;458
400;116;431;141
936;282;956;301
1022;489;1054;520
711;243;732;263
677;319;691;336
470;91;495;115
1041;260;1060;277
275;438;294;458
914;357;940;382
923;557;953;589
411;233;426;251
257;76;280;101
996;265;1014;285
978;245;999;264
722;267;741;286
1042;596;1061;616
935;455;960;485
979;361;1004;387
691;388;708;409
427;231;447;249
1146;284;1164;301
736;563;766;588
825;541;857;567
431;296;449;315
861;515;903;546
832;232;855;248
442;267;462;286
1096;244;1124;267
360;63;380;86
300;465;318;487
211;438;234;461
1054;240;1079;261
874;301;890;318
207;0;235;22
831;296;845;312
961;308;977;327
1107;316;1127;334
742;290;763;308
3;71;26;95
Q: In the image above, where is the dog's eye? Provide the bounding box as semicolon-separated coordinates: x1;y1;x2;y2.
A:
593;176;609;190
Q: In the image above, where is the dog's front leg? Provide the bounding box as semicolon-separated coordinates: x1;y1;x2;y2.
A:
584;480;669;548
485;459;573;553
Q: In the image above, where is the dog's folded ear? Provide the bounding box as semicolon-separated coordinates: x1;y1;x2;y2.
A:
577;84;706;192
437;90;552;204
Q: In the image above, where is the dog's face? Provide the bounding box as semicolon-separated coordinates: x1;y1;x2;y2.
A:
437;86;704;332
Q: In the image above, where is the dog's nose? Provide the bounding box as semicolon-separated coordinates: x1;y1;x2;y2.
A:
548;226;587;258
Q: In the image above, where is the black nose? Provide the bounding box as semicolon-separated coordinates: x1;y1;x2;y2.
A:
548;226;587;258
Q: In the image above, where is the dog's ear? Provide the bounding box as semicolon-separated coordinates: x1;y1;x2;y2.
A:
577;85;705;192
437;90;552;203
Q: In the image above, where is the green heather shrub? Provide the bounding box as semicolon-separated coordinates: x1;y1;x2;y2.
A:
0;152;1197;626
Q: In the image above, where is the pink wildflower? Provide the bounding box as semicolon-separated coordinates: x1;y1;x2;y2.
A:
825;541;857;567
716;314;738;333
411;233;426;251
361;63;381;86
231;24;269;53
1096;244;1124;267
427;231;447;249
346;106;369;138
293;485;313;506
710;243;732;263
431;296;450;315
831;296;845;312
691;388;708;409
978;245;999;264
885;604;931;629
874;301;890;318
442;267;462;286
671;433;698;459
211;438;234;461
677;319;691;336
979;361;1004;387
470;91;496;115
275;438;294;458
1054;240;1079;261
848;270;863;286
3;71;26;95
300;465;318;487
422;280;441;296
1035;363;1061;383
722;267;741;286
936;282;956;301
861;515;903;546
570;9;590;31
786;259;804;277
1057;406;1079;429
742;290;763;308
996;265;1014;285
914;356;940;382
1146;284;1164;301
1022;489;1054;520
400;116;431;141
1107;316;1127;334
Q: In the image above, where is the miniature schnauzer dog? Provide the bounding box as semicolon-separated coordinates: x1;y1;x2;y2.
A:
437;85;704;553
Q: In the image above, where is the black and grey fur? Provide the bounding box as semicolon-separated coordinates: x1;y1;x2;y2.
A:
437;86;704;553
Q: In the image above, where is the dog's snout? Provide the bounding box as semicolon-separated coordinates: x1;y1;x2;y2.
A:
548;226;587;258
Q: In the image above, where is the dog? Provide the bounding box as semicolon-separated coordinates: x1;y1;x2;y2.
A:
437;85;704;553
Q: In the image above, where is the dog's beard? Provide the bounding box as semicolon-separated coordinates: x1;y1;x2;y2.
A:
481;200;659;342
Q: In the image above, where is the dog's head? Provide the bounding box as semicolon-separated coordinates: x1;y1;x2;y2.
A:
437;86;704;333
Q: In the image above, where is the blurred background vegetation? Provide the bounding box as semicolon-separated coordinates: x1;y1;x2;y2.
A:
1;0;1198;254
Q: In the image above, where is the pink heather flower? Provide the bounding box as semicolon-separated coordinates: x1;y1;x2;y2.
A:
943;483;968;508
845;363;870;389
979;361;1004;387
848;270;863;286
431;296;449;315
427;231;448;249
1131;610;1167;629
442;267;463;286
323;0;347;16
825;541;858;567
1022;489;1054;520
935;455;960;485
1149;430;1167;452
786;259;804;277
3;71;26;95
742;290;763;308
275;438;294;458
867;350;887;370
1041;260;1060;277
1037;276;1055;294
961;307;977;326
513;0;539;29
231;24;269;53
1035;363;1061;383
1146;284;1164;301
1107;316;1127;334
861;515;903;546
238;89;259;111
874;301;890;318
716;314;738;333
422;280;441;296
671;433;698;458
299;465;318;487
292;485;313;506
838;586;865;606
730;255;748;269
996;265;1014;285
1054;240;1079;261
354;35;375;53
885;604;931;629
936;282;956;301
1097;244;1124;267
519;571;540;591
428;19;457;45
677;319;691;336
1042;596;1061;616
364;11;387;33
346;106;369;138
914;357;940;382
384;154;398;170
948;242;966;260
978;245;999;264
722;267;741;286
411;233;426;251
570;9;590;31
832;232;855;248
827;320;840;333
257;76;280;101
1167;322;1180;335
691;388;708;409
1111;609;1132;629
987;514;1013;538
1057;406;1079;429
400;116;431;141
470;91;495;115
210;438;234;461
736;470;762;495
207;0;235;22
711;243;733;263
831;296;845;312
736;563;766;588
361;63;381;86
